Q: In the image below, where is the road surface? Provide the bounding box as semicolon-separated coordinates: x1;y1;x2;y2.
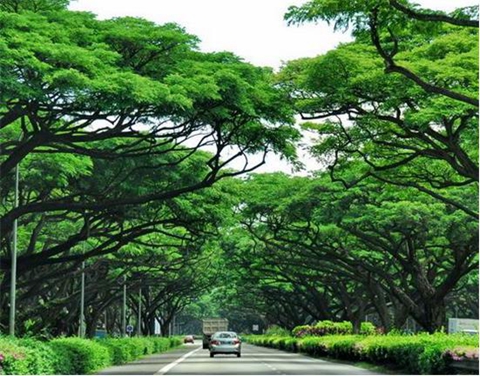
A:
98;340;379;375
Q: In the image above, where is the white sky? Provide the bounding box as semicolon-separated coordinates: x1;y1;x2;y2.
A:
69;0;478;174
69;0;477;70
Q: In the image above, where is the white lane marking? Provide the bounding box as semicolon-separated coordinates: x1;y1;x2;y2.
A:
262;361;285;375
154;346;202;375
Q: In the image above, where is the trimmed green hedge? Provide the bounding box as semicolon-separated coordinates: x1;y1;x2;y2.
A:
245;333;479;374
292;321;376;337
0;336;182;375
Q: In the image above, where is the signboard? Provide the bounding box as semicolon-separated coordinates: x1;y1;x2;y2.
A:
252;324;259;331
94;329;107;338
448;318;479;334
126;324;134;333
155;319;161;335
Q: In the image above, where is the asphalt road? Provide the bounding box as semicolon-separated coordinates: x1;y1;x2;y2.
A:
98;340;379;375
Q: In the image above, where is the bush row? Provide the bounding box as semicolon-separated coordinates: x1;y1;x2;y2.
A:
292;320;376;337
0;336;181;375
245;333;479;374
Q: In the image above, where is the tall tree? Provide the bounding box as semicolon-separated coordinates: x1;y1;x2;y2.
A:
230;172;478;332
281;0;478;217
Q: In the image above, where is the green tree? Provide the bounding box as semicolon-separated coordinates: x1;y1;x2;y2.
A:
0;6;300;333
281;1;478;217
0;0;69;13
229;172;477;332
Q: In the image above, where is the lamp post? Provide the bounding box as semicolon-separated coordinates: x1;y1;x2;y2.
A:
137;286;142;336
9;161;19;336
122;275;127;337
79;259;86;337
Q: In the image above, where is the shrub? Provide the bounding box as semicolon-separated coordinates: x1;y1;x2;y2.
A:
98;336;178;365
284;337;298;352
50;337;111;374
265;325;291;337
0;336;73;375
0;337;32;375
0;335;181;375
291;325;311;338
48;341;75;374
324;321;351;335
360;322;376;335
298;336;329;357
292;320;374;337
444;346;479;361
246;332;479;374
98;338;135;365
17;338;63;375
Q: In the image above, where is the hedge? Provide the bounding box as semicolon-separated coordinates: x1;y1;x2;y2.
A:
292;320;376;337
0;336;182;375
245;333;479;374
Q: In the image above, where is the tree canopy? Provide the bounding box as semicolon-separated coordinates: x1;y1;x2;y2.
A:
0;0;477;337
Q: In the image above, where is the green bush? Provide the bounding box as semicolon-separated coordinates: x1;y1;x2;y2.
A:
318;320;351;335
50;337;112;374
17;338;64;375
98;337;175;365
0;335;181;375
292;320;376;337
291;325;310;337
48;341;75;374
98;338;136;364
245;332;479;374
265;325;291;337
0;337;32;375
360;322;376;335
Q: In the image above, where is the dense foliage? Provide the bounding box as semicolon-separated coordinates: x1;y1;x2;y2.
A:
0;0;478;349
207;0;478;335
0;0;298;336
282;0;478;216
292;321;376;337
0;336;181;374
246;333;479;374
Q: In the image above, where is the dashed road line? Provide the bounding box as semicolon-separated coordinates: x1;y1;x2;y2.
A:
262;361;285;375
154;346;202;375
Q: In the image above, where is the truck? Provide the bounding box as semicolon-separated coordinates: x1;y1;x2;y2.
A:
202;318;229;349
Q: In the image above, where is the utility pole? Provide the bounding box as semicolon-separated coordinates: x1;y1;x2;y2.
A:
9;161;19;336
122;275;127;337
104;310;108;332
79;259;86;337
137;286;142;336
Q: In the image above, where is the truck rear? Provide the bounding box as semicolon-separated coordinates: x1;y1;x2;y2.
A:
202;318;229;349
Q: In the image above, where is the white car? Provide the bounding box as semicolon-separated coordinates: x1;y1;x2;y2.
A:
209;331;241;358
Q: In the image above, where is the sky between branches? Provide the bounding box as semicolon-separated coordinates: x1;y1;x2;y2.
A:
70;0;476;70
69;0;477;174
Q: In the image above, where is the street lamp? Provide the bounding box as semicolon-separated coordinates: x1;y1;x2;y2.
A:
79;257;86;337
137;286;142;336
9;160;20;336
122;275;127;337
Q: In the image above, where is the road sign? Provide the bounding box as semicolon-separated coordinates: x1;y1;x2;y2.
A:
252;324;259;331
126;324;134;333
448;318;479;334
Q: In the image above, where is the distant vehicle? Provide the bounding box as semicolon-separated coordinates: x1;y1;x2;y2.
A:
183;335;194;344
202;318;228;349
209;331;241;358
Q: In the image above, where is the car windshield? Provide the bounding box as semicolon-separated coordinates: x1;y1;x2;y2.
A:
213;332;236;339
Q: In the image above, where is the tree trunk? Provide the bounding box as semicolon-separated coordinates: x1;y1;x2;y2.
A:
368;282;393;332
393;301;409;330
413;299;446;333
